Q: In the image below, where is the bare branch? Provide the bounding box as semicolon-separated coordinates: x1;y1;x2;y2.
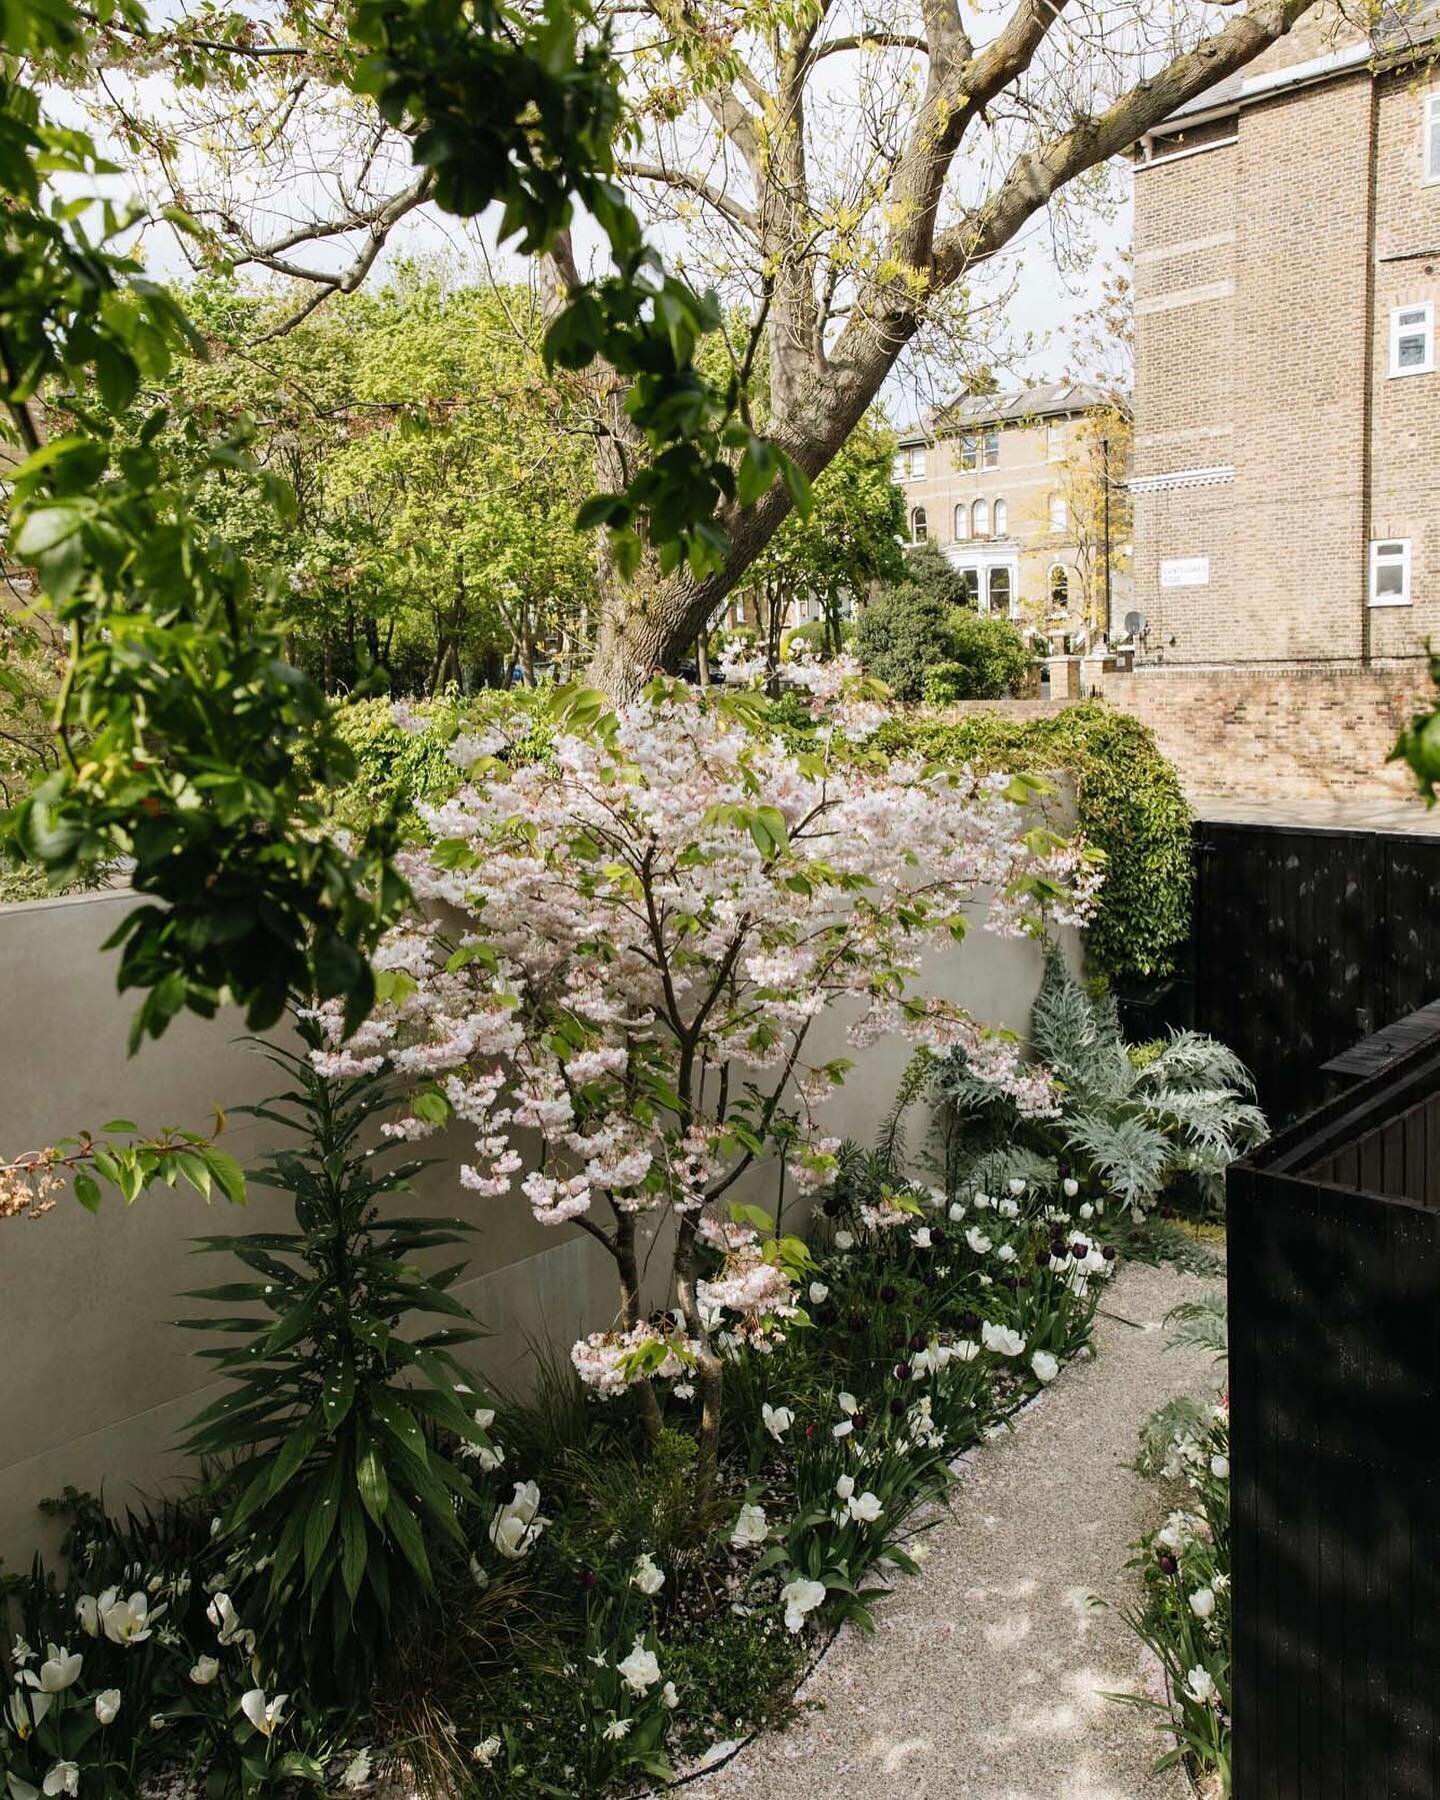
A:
616;158;761;233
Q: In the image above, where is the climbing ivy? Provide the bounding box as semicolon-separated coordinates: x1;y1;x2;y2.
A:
871;705;1193;984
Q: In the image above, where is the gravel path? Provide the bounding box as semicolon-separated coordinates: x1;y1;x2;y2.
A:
688;1256;1220;1800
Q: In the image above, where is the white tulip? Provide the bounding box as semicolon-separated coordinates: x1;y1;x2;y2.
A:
911;1226;932;1249
240;1688;288;1739
1031;1350;1060;1384
631;1552;665;1595
947;1201;967;1221
981;1322;1025;1357
1063;1178;1079;1198
1008;1178;1026;1195
102;1592;157;1647
26;1646;82;1694
1079;1202;1094;1220
206;1592;245;1647
761;1403;793;1441
965;1226;993;1255
847;1491;883;1524
837;1391;858;1415
1184;1667;1217;1705
41;1764;80;1797
472;1736;502;1767
617;1638;661;1695
780;1576;827;1633
6;1776;39;1800
833;1230;854;1251
488;1480;549;1560
807;1282;829;1304
189;1657;220;1686
730;1503;768;1547
951;1338;980;1363
834;1473;855;1500
996;1243;1017;1263
1190;1588;1216;1620
661;1680;680;1710
472;1407;496;1430
94;1690;122;1726
1211;1455;1230;1480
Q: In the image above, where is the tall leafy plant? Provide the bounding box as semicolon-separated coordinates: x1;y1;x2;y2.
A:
181;1021;494;1691
937;951;1267;1212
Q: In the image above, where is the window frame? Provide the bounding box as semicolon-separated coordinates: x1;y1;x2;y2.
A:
982;427;1000;470
1048;563;1071;617
1049;493;1069;533
1389;302;1435;378
1046;420;1065;462
959;431;979;472
1369;538;1412;607
1426;91;1440;185
972;497;991;539
992;498;1008;536
987;566;1013;618
953;503;968;541
911;506;928;544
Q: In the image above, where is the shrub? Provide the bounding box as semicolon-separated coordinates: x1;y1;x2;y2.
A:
921;613;1031;703
871;702;1194;982
182;1020;495;1695
935;950;1267;1214
852;585;955;700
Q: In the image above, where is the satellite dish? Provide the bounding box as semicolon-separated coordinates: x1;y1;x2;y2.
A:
1123;610;1147;639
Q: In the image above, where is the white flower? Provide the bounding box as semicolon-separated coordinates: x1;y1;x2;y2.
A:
472;1407;496;1430
731;1503;768;1548
101;1592;157;1646
698;1739;740;1769
1211;1455;1230;1480
833;1230;854;1251
1190;1587;1216;1620
911;1226;932;1249
602;1717;632;1742
240;1689;288;1738
973;1192;990;1209
996;1243;1017;1263
965;1227;992;1255
1183;1666;1218;1706
997;1198;1019;1219
42;1765;80;1798
982;1322;1025;1357
1031;1350;1060;1383
1079;1202;1094;1220
762;1403;794;1441
631;1551;665;1595
947;1201;966;1221
1008;1178;1026;1195
780;1576;827;1633
838;1391;858;1415
672;1382;695;1399
94;1690;121;1726
489;1480;549;1560
469;1554;490;1590
8;1688;45;1739
848;1491;883;1524
206;1592;245;1647
26;1646;82;1694
6;1778;39;1800
472;1442;506;1473
472;1735;502;1766
617;1638;661;1695
808;1282;829;1304
1063;1177;1079;1198
832;1419;853;1439
834;1473;855;1500
951;1338;980;1363
189;1656;220;1686
661;1680;680;1709
74;1594;105;1639
341;1748;373;1789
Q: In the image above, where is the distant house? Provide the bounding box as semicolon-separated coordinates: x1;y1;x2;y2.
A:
1128;1;1440;666
892;383;1130;646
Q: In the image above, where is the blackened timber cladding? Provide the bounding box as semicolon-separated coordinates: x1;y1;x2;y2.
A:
1229;1040;1440;1798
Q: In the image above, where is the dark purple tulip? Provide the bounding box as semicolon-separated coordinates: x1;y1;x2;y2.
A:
823;1195;843;1217
908;1331;926;1352
880;1284;898;1305
848;1313;867;1334
1158;1553;1178;1576
852;1410;869;1432
1102;1246;1116;1263
960;1310;981;1333
889;1396;907;1418
1036;1248;1051;1268
1071;1242;1087;1260
580;1568;599;1591
894;1362;912;1381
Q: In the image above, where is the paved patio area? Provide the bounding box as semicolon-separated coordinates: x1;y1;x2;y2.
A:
687;1257;1218;1800
1191;793;1440;834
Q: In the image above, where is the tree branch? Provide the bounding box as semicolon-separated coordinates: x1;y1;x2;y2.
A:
616;158;760;234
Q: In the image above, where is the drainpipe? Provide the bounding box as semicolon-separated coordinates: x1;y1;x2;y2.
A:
1360;80;1380;667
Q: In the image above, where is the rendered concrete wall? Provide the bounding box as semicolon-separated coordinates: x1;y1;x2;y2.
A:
0;883;1062;1567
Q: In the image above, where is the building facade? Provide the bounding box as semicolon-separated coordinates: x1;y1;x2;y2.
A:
892;384;1128;645
1128;4;1440;669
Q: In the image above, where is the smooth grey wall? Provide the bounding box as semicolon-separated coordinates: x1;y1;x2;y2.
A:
0;883;1063;1567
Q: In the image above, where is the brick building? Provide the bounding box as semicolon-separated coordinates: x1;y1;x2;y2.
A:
892;384;1129;644
1108;2;1440;801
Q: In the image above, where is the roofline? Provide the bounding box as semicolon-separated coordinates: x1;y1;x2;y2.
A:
895;392;1129;445
1141;25;1439;149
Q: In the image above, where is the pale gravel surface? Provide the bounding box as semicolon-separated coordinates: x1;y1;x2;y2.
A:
685;1256;1219;1800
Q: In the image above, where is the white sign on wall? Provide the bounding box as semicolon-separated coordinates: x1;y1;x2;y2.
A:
1160;556;1211;588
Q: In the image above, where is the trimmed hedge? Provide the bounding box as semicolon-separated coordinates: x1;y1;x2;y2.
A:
871;703;1193;984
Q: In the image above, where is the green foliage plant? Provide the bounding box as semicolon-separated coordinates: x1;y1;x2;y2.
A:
921;613;1032;703
180;1020;495;1692
852;586;957;702
871;703;1194;982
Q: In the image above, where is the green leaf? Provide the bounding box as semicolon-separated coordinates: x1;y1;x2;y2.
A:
73;1171;102;1213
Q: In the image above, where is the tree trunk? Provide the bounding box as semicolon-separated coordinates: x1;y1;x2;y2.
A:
614;1213;663;1447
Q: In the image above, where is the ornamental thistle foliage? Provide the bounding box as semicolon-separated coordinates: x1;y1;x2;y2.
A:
305;671;1101;1511
937;950;1268;1212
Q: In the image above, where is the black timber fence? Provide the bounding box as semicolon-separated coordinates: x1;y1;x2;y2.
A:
1120;819;1440;1129
1229;1033;1440;1799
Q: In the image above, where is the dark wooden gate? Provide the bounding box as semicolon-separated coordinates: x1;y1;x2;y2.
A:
1229;1039;1440;1798
1192;821;1440;1125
